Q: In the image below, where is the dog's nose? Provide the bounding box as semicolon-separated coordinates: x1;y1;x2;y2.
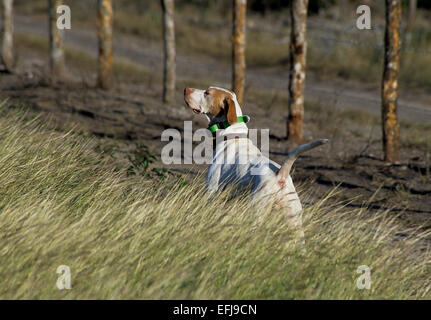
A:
184;88;192;96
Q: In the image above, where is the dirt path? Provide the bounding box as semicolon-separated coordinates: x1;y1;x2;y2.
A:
14;15;431;123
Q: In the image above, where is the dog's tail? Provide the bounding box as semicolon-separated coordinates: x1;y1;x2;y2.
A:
277;138;329;179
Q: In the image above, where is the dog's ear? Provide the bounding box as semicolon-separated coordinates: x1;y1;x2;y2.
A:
224;96;238;125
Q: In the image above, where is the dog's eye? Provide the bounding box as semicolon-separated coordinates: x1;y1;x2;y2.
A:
204;90;208;97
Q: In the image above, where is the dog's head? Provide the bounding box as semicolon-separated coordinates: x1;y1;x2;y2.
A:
184;87;241;125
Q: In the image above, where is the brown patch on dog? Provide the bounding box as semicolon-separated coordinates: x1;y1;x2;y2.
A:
207;88;238;124
206;88;225;117
225;96;238;124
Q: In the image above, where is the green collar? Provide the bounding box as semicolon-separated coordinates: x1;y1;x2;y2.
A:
208;115;250;133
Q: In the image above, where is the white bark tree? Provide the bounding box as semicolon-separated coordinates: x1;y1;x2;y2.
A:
49;0;65;82
0;0;14;72
161;0;176;104
287;0;309;142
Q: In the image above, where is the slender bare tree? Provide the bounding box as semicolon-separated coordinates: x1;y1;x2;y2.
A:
232;0;246;106
97;0;114;90
161;0;176;104
49;0;65;82
407;0;417;30
287;0;308;142
0;0;14;72
381;0;401;163
407;0;417;33
338;0;347;21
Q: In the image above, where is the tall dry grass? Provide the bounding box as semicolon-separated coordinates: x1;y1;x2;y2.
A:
0;107;429;299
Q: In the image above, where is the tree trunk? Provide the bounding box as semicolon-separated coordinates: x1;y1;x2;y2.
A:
338;0;347;21
232;0;246;106
161;0;176;104
287;0;308;143
1;0;14;72
381;0;401;163
407;0;416;33
97;0;114;90
49;0;65;82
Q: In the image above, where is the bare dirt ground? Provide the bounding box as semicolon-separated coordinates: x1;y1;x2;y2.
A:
1;14;430;229
13;15;431;123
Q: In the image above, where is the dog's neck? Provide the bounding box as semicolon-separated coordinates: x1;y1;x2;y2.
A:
214;122;248;138
211;122;248;151
206;99;246;137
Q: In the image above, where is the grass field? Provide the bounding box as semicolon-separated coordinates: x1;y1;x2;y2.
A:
4;0;431;300
0;107;429;299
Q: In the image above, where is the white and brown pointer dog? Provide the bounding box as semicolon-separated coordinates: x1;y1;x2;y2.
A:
184;86;328;240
